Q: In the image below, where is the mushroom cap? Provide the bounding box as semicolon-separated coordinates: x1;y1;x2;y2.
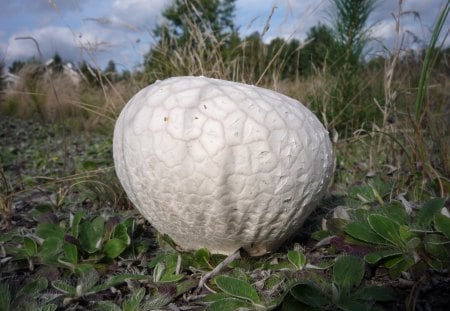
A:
113;76;333;255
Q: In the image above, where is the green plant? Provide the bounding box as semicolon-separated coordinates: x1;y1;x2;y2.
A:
281;255;394;310
51;269;148;302
344;197;449;276
0;277;57;311
0;164;13;229
2;206;150;273
205;275;266;310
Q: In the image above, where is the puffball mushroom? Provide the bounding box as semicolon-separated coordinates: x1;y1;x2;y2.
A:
113;76;333;256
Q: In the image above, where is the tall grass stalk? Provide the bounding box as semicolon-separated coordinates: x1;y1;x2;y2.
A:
414;1;449;124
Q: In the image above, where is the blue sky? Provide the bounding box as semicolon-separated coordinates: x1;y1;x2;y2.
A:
0;0;448;72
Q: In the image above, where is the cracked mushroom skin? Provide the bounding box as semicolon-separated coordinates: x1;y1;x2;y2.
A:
113;76;333;256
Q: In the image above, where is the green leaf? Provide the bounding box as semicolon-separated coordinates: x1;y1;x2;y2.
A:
23;237;38;257
105;274;149;286
289;282;328;307
104;239;127;259
367;214;404;247
141;291;174;309
0;231;15;242
215;275;261;304
70;210;86;238
384;256;415;279
153;262;165;283
353;285;395;302
399;226;417;244
52;280;76;296
176;279;197;296
75;263;96;275
326;218;349;235
92;274;149;293
345;222;388;245
17;277;48;298
424;234;450;261
405;237;421;251
40;237;64;264
148;253;166;268
63;243;78;265
123;288;145;311
194;248;212;270
122;217;135;233
150;253;184;283
281;295;320;311
94;301;121;311
204;292;232;303
78;216;105;253
164;253;181;275
288;250;307;269
112;223;130;245
207;297;253;311
434;214;450;239
82;160;97;170
78;269;99;294
364;249;403;265
382;201;409;224
36;223;65;240
415;198;445;228
333;255;365;293
159;274;185;283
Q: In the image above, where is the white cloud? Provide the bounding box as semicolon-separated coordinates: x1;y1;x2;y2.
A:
111;0;169;31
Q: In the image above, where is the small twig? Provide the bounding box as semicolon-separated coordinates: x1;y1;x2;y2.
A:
197;249;241;290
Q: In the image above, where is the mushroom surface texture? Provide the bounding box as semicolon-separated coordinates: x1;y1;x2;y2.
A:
113;76;333;256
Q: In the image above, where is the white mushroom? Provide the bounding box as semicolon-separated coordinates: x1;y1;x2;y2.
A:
113;76;333;256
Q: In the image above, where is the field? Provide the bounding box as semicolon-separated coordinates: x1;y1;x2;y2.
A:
1;1;449;310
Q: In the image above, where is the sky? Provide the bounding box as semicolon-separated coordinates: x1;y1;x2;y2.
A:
0;0;449;72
